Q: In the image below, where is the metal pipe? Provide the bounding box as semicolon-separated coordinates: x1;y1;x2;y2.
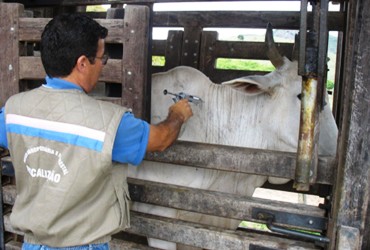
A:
295;0;329;191
295;75;318;191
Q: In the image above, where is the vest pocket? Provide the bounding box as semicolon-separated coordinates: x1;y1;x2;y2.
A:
112;167;131;229
114;183;131;229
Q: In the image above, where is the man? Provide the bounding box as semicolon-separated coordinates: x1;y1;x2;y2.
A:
0;13;192;249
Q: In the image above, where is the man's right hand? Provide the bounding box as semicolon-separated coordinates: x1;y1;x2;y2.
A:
147;99;193;152
168;99;193;123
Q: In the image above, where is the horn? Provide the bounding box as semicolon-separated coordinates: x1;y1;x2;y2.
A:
265;23;285;68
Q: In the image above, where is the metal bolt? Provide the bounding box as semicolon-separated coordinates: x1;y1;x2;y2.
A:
8;64;13;71
195;40;199;44
308;220;314;225
193;53;197;57
10;27;15;32
127;71;132;75
130;30;135;34
184;52;188;56
185;39;189;43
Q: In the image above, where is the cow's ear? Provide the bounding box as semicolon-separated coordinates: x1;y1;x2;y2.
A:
222;77;268;96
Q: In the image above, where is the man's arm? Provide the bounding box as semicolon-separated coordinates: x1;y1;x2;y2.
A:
147;99;193;152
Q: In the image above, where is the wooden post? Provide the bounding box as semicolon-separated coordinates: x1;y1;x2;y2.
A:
0;3;23;107
328;0;370;249
164;30;183;71
121;5;150;120
199;31;218;78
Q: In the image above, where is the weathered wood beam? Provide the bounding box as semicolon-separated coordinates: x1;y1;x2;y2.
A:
126;211;320;250
145;141;335;185
17;12;344;44
153;11;344;31
1;141;334;185
328;0;370;248
2;180;326;231
19;18;125;43
0;3;22;107
3;212;320;249
128;178;327;231
120;5;150;120
19;57;123;83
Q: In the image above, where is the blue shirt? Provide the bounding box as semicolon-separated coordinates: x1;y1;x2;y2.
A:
0;77;150;166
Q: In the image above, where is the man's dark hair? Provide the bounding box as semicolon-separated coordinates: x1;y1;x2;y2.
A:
40;13;108;77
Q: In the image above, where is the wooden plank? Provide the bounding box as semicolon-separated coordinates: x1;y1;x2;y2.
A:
128;178;326;231
213;40;293;60
19;57;123;83
110;238;157;250
18;57;45;80
3;212;320;249
164;30;183;70
181;26;202;67
2;185;17;206
0;3;23;107
152;40;166;55
199;31;218;76
1;141;334;184
2;180;326;232
121;5;150;120
153;11;344;31
126;211;320;250
145;141;335;185
19;18;125;43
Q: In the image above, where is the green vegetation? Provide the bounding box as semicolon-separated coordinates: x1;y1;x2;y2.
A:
152;56;165;66
327;80;334;90
239;221;269;231
216;58;275;71
86;5;107;12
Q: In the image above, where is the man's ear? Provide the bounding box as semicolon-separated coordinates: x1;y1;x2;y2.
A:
75;55;90;73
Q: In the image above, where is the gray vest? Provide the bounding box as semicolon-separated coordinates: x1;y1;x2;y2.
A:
5;86;131;246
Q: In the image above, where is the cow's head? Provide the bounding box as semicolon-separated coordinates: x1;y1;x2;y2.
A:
221;23;337;158
222;23;301;98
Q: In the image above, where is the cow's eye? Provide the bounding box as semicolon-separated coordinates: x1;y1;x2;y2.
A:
297;93;302;100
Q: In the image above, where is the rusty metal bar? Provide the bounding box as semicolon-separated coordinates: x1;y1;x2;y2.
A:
295;0;329;191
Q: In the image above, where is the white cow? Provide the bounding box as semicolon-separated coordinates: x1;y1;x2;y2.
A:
127;25;338;249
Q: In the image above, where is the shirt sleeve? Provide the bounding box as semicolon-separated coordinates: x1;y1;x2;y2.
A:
0;107;8;149
112;112;150;166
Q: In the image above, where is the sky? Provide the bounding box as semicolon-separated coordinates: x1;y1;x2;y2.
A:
149;1;340;39
153;1;340;12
